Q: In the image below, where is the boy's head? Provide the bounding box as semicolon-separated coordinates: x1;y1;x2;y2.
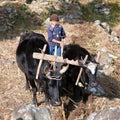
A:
50;14;59;22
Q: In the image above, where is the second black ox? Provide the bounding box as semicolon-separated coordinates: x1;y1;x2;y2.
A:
62;44;100;102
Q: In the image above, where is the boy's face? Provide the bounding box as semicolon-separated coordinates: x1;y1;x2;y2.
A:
50;20;58;26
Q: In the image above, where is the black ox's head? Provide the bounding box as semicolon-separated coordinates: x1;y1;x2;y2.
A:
40;61;69;106
62;44;97;81
84;61;98;85
62;44;104;96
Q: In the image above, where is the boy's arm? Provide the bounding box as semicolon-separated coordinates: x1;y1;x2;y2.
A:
47;26;64;46
47;28;53;42
52;39;64;46
61;26;66;39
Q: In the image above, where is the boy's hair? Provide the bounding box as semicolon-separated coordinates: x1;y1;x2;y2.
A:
50;14;59;21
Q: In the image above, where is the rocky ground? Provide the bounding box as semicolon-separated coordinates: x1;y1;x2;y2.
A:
0;0;120;120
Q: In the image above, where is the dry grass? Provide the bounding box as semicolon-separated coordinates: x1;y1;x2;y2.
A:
0;1;120;120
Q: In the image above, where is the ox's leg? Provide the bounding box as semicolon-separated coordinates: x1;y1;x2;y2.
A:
36;79;44;93
25;74;30;91
44;86;50;105
45;94;50;105
29;79;38;105
80;72;90;102
73;85;82;102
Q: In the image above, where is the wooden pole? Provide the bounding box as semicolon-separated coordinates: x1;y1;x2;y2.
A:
33;53;84;66
35;44;47;79
61;46;63;57
62;102;66;120
61;38;65;57
53;46;57;70
75;55;88;86
96;51;101;62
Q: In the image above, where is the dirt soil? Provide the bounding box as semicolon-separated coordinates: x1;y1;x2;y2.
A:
0;1;120;120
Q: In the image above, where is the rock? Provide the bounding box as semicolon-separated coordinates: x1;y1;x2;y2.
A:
110;36;120;45
60;12;83;23
100;22;111;34
87;106;120;120
94;20;101;25
44;18;50;27
108;54;118;59
94;4;101;9
109;31;120;44
99;8;110;15
94;3;110;15
111;31;118;36
3;60;15;66
102;65;115;76
32;0;37;4
96;47;118;76
95;20;120;45
87;84;106;96
46;5;56;14
113;36;120;44
100;47;107;53
11;104;52;120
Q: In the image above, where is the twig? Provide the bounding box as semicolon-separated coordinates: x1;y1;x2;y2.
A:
61;102;66;120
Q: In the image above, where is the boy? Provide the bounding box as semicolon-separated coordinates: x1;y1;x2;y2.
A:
47;14;66;59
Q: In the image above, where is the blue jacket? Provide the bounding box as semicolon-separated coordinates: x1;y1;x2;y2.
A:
47;24;66;46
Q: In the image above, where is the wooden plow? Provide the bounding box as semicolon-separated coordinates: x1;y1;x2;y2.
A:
33;44;100;87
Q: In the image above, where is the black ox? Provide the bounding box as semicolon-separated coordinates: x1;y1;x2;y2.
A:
62;44;99;102
16;32;68;106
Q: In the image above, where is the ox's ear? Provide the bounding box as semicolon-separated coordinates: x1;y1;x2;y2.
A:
59;64;69;74
41;64;50;75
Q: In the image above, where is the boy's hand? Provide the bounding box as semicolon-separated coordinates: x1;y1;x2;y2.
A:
60;41;64;47
52;39;65;46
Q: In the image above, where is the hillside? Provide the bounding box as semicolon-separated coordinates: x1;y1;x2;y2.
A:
0;0;120;120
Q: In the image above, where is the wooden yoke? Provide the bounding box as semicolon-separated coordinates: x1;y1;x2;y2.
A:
33;53;84;66
75;55;88;86
35;44;47;79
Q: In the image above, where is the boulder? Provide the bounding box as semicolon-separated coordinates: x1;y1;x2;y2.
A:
87;106;120;120
11;104;52;120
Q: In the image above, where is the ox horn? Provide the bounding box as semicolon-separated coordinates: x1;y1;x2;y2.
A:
60;64;69;74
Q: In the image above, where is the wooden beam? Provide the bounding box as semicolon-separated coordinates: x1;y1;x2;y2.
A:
33;52;84;66
36;45;47;79
96;51;101;62
53;46;57;70
75;55;88;86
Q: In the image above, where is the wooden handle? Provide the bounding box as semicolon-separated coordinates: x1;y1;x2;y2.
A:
75;55;88;86
53;46;57;70
36;44;47;79
33;53;83;66
96;51;101;62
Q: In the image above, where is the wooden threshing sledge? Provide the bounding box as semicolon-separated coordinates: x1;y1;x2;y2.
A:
33;44;100;87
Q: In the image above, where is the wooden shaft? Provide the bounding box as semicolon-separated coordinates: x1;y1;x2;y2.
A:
62;102;66;120
61;46;63;57
96;51;101;62
53;46;57;70
75;68;83;86
36;44;47;79
33;53;84;66
75;55;88;86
